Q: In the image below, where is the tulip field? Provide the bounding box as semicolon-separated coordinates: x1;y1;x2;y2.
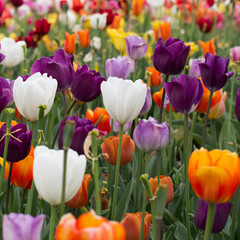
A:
1;0;240;239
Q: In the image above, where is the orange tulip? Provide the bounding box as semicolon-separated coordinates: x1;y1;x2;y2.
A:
0;145;34;189
121;212;152;240
64;32;77;54
195;80;221;113
55;210;126;240
111;13;124;29
0;120;17;129
101;134;135;166
77;29;90;49
198;38;216;56
149;175;174;204
159;22;171;42
146;66;162;87
65;174;91;208
153;88;175;112
131;0;145;16
188;148;240;203
86;107;111;134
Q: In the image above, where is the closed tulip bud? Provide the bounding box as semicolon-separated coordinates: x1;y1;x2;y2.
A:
77;29;90;49
230;46;240;63
101;77;147;125
35;18;51;36
0;37;26;67
99;9;114;25
88;13;108;29
64;32;77;54
139;86;152;116
3;213;45;240
101;134;135;166
0;77;14;114
13;73;57;122
121;212;152;240
125;35;148;60
33;146;87;206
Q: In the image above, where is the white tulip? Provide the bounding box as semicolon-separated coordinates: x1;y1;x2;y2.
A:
13;72;57;122
88;13;107;29
101;77;147;125
147;0;164;8
59;10;77;29
0;38;26;67
91;36;101;50
17;4;31;19
33;146;87;206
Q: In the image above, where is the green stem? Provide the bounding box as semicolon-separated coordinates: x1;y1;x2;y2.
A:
204;203;215;240
201;90;213;147
49;205;56;240
230;187;239;240
227;79;234;142
111;124;123;220
159;74;169;123
184;114;190;240
135;149;143;212
5;162;14;214
211;120;218;148
31;121;36;146
19;189;27;213
62;91;68;115
60;148;68;217
92;133;101;215
26;180;35;214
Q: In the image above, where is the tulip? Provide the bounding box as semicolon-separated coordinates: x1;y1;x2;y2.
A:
99;9;114;25
159;22;171;42
3;213;45;240
0;37;26;67
153;37;190;75
33;145;87;206
13;73;57;122
64;32;77;54
197;18;213;33
86;107;110;134
0;145;34;189
198;52;234;92
58;115;94;155
59;10;77;28
72;0;86;12
194;199;231;233
101;134;135;166
145;66;162;87
153;88;175;112
55;210;126;240
0;123;32;162
149;175;174;204
0;77;14;114
147;0;164;8
31;49;75;92
101;77;147;125
54;0;72;11
164;74;203;114
0;0;4;17
17;4;31;19
71;64;106;102
35;18;51;36
88;13;108;29
189;58;205;79
34;0;52;15
125;35;148;61
230;46;240;63
133;117;169;152
198;38;216;56
139;87;152;116
112;119;133;133
91;37;101;50
121;212;152;240
65;174;91;208
131;0;145;16
10;0;23;7
188;148;240;203
77;29;90;48
185;42;199;56
105;56;135;79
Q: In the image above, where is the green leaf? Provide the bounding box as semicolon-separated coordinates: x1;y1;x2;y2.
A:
174;222;188;240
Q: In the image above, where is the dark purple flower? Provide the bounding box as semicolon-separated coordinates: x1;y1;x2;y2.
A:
31;49;75;92
153;37;190;75
235;87;240;122
189;58;204;79
0;123;32;162
0;78;14;114
194;199;231;234
125;35;148;60
105;56;135;79
139;86;152;116
3;213;45;240
133;117;169;152
164;74;203;114
71;64;106;102
58;115;94;155
198;52;234;92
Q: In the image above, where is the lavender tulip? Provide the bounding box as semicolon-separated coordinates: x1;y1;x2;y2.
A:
139;86;152;116
189;58;204;79
3;213;45;240
194;199;231;234
105;56;135;79
112;119;133;133
198;52;234;92
0;123;32;162
71;64;106;102
125;35;148;60
164;74;203;114
31;48;75;92
0;78;14;114
58;115;94;155
153;37;190;75
133;117;169;152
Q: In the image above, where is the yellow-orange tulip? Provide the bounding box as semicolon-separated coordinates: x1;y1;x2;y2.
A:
188;148;240;203
198;38;216;56
131;0;145;16
159;22;171;42
146;66;162;87
64;32;77;54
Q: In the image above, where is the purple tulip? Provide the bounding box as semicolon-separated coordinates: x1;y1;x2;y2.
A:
58;115;94;155
112;119;133;133
125;35;148;60
198;52;234;92
3;213;45;240
164;74;203;114
133;117;169;152
194;199;231;234
139;86;152;116
189;58;204;79
105;56;135;79
0;123;32;162
153;37;190;75
235;87;240;122
71;64;106;102
0;77;14;114
31;49;75;92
